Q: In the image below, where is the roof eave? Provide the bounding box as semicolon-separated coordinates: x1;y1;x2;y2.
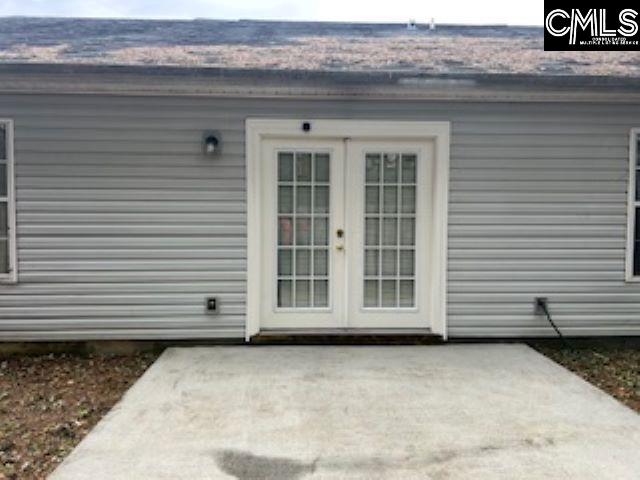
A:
1;63;640;103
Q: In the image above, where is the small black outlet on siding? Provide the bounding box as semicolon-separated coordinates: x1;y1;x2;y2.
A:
205;297;219;314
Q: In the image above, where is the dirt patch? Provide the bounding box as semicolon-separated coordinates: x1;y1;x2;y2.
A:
531;340;640;413
0;353;158;479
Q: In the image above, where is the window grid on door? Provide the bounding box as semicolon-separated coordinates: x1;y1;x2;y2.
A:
363;152;417;308
277;151;330;308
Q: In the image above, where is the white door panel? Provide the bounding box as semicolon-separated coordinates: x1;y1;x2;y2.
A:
260;139;346;329
260;137;434;330
346;140;434;328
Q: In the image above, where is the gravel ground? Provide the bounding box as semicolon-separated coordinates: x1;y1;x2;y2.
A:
531;340;640;413
0;342;637;479
0;353;157;480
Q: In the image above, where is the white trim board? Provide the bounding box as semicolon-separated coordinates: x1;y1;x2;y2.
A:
626;128;640;282
245;119;450;341
0;119;17;284
2;72;640;104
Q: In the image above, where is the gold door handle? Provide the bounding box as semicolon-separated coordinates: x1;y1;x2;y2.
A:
336;245;344;251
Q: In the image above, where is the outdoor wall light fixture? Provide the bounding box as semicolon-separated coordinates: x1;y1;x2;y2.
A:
203;132;220;156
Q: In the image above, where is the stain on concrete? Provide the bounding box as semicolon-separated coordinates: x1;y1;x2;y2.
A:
214;449;317;480
422;436;560;466
214;437;560;479
313;437;562;475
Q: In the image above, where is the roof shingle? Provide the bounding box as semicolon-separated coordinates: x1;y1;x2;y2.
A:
0;17;638;77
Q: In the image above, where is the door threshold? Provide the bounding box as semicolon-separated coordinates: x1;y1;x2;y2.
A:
251;328;444;345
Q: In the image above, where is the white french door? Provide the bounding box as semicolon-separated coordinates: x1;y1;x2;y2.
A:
260;139;346;329
259;137;434;330
346;140;434;328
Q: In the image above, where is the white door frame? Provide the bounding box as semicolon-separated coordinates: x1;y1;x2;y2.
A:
246;119;450;340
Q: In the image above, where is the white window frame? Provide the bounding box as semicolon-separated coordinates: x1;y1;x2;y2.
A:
0;119;17;284
626;128;640;282
246;119;450;341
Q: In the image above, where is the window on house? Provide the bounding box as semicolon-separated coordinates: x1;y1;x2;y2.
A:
0;120;16;282
628;129;640;280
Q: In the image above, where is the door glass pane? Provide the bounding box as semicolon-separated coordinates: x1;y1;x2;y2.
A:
365;218;379;245
364;280;379;307
383;186;398;213
296;186;311;213
365;187;379;213
314;217;328;245
314;280;328;307
363;151;418;309
401;186;415;214
315;154;330;182
278;186;293;213
401;155;416;182
365;154;381;182
296;249;311;275
400;218;415;246
296;217;311;245
0;240;6;273
399;280;414;307
278;249;292;276
278;280;293;307
295;280;311;307
314;186;329;213
278;217;293;245
0;125;5;160
278;152;294;181
0;203;6;237
382;218;397;245
296;153;312;181
381;249;397;276
277;150;331;310
314;250;328;276
0;163;5;196
381;280;397;307
364;249;379;276
399;250;414;276
383;154;399;183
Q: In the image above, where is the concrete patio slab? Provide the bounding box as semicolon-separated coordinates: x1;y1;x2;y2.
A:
50;345;640;480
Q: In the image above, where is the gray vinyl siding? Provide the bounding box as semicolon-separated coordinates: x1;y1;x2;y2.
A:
0;94;639;340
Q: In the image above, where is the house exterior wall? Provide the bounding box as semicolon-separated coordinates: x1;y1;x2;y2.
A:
0;93;639;340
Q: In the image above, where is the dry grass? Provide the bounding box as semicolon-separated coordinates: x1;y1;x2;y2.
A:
0;353;157;480
531;340;640;413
